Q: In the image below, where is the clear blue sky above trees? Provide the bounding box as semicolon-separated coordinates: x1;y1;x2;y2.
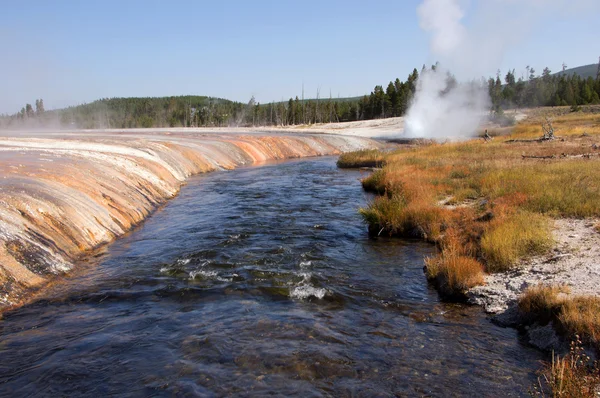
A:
0;0;598;113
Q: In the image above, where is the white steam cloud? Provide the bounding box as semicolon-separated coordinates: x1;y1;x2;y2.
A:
406;70;489;139
406;0;488;139
405;0;599;139
417;0;466;58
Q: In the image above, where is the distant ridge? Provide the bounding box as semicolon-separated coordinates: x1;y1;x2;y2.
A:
555;63;599;79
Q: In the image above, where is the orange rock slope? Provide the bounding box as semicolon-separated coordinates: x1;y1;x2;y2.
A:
0;131;379;308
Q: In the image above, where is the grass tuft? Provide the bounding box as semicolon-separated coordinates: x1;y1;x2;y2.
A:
518;286;600;346
361;169;388;195
425;254;485;297
359;195;449;241
481;211;553;272
518;284;569;325
559;297;600;346
337;149;385;168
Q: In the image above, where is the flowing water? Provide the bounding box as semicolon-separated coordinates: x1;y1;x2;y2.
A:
0;157;543;397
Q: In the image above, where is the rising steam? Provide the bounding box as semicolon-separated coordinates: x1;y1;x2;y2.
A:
405;69;489;139
405;0;599;139
406;0;488;139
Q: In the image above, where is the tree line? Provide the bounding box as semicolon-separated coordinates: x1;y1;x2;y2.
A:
0;96;246;129
0;68;424;129
488;66;600;110
2;63;598;129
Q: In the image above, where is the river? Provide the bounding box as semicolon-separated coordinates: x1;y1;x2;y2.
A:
0;157;543;396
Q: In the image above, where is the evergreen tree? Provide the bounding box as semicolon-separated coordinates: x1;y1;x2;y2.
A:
25;104;34;118
35;99;45;115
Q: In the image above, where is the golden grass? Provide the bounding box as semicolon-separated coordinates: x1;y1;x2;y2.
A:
359;195;449;241
341;111;600;296
337;149;385;168
559;297;600;346
481;211;553;272
425;254;485;296
518;285;569;325
518;286;600;347
511;112;600;139
480;162;600;218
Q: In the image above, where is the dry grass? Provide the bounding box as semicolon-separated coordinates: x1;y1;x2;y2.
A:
359;195;450;241
480;162;600;218
481;211;553;272
518;286;600;347
559;297;600;346
425;254;485;297
534;337;600;398
519;287;600;396
518;285;569;325
343;110;600;296
511;112;600;140
337;149;385;168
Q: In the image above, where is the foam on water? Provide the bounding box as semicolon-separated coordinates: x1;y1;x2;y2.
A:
189;270;218;280
290;285;328;300
289;270;327;300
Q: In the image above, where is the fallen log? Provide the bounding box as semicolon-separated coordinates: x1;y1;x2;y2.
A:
506;137;562;143
521;154;556;159
521;152;600;160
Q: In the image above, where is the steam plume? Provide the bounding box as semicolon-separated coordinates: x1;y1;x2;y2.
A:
406;0;488;139
406;0;599;139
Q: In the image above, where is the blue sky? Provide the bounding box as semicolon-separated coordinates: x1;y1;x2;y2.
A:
0;0;598;113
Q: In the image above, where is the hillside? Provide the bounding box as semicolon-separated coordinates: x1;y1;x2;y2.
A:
556;63;599;79
2;62;599;130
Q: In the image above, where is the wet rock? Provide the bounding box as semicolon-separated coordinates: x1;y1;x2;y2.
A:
527;324;562;351
490;305;521;327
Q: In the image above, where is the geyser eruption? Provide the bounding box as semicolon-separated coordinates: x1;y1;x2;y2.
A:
406;0;489;139
405;68;489;139
406;0;600;139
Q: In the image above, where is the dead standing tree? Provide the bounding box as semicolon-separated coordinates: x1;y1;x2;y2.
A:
542;117;555;140
506;117;558;143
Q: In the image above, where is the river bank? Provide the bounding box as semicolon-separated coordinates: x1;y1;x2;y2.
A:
468;217;600;352
339;110;600;353
469;218;600;316
0;131;380;311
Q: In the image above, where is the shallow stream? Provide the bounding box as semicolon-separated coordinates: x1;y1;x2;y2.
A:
0;157;543;396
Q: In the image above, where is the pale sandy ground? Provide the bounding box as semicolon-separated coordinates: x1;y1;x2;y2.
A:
0;117;407;139
0;110;529;139
468;219;600;350
469;219;600;314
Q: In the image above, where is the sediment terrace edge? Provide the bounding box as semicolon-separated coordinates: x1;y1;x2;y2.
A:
0;131;380;310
